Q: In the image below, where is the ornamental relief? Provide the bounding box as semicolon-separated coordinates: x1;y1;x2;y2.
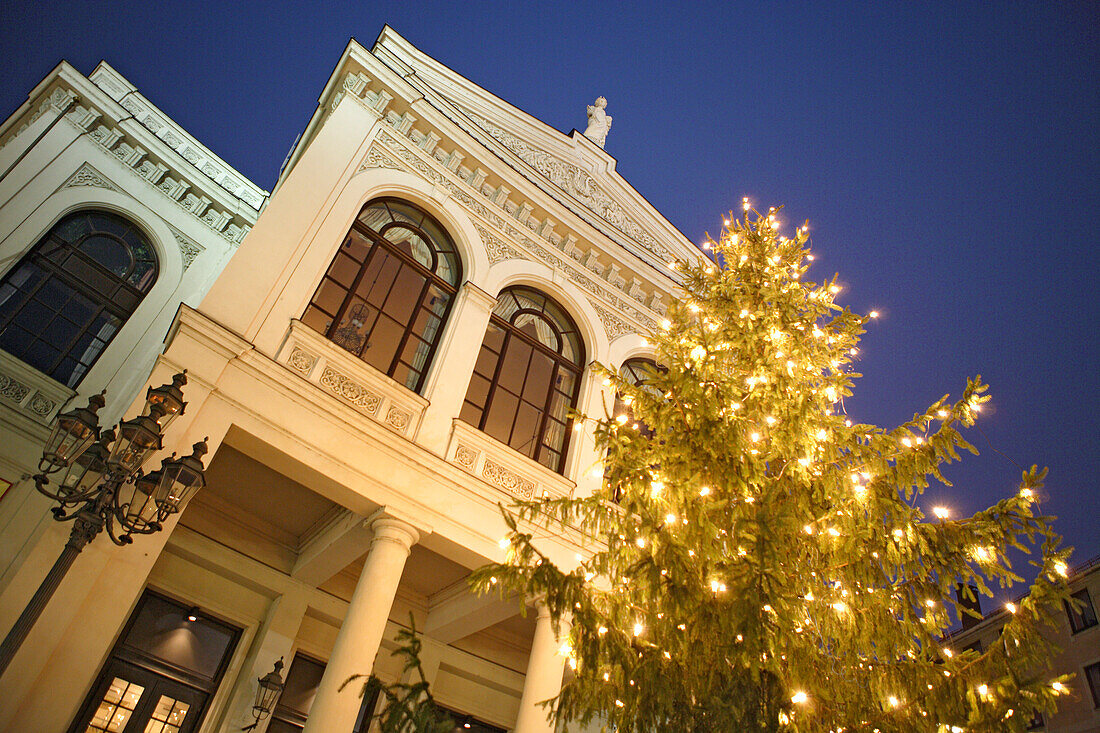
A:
385;406;411;432
0;373;31;404
358;144;403;172
591;301;636;341
286;347;318;376
481;458;536;500
474;223;524;264
319;366;382;415
63;163;120;192
454;444;480;470
468;114;673;262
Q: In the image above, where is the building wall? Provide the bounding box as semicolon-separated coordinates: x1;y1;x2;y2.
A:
947;560;1100;732
0;60;265;731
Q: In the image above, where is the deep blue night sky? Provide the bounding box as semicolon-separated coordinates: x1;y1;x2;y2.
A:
2;2;1097;574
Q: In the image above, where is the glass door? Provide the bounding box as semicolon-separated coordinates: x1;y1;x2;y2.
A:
81;660;206;733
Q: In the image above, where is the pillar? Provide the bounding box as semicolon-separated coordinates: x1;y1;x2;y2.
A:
415;282;495;455
514;604;570;733
302;516;419;733
217;589;309;732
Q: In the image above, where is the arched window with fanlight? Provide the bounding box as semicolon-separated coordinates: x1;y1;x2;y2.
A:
301;198;462;393
613;357;663;436
0;210;158;388
460;286;585;473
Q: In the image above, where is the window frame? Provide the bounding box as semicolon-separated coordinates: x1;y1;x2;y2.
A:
460;287;585;474
0;209;158;387
302;198;461;394
1086;660;1100;709
1065;587;1098;634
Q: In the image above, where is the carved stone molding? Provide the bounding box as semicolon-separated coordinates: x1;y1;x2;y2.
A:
64;163;120;192
166;224;205;270
0;373;31;404
358;144;403;172
376;131;660;334
0;371;57;419
591;301;636;341
474;223;524;264
454;444;479;470
482;458;536;500
286;347;318;376
469;114;672;262
384;406;411;433
319;366;382;416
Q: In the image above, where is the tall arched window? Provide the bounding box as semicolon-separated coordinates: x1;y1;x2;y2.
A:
460;287;585;473
302;198;461;393
0;210;158;388
614;357;662;435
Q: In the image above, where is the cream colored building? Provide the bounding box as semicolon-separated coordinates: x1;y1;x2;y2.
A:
0;27;700;733
946;559;1100;733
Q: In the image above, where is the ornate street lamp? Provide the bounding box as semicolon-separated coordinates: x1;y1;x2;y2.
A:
242;658;285;731
0;373;208;675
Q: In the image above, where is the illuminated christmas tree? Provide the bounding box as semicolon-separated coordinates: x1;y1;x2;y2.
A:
472;204;1074;732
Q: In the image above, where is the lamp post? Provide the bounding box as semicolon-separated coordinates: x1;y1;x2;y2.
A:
0;372;207;676
242;658;286;731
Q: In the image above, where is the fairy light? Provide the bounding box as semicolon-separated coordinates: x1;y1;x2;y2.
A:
498;537;509;549
699;486;711;497
869;310;879;319
633;622;644;637
933;506;950;520
1054;561;1068;577
791;692;808;704
1005;602;1017;614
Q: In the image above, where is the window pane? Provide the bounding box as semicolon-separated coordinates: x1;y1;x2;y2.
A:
0;211;156;387
305;199;459;394
524;352;555;403
330;300;375;355
328;253;360;288
361;315;404;372
381;266;426;323
497;340;532;394
473;346;500;380
465;374;492;409
312;279;347;315
121;595;236;681
483;391;519;448
512;402;543;456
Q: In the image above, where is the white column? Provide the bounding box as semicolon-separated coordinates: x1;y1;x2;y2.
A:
514;604;570;733
302;516;419;733
217;589;309;733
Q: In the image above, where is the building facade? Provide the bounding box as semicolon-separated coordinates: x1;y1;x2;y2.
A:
0;27;698;732
946;559;1100;733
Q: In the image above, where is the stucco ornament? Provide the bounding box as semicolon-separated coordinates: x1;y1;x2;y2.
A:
583;97;612;148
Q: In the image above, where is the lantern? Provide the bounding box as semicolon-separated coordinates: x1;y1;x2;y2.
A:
143;372;187;431
39;392;103;475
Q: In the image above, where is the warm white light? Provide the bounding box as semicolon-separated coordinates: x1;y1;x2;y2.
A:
933;506;950;520
699;486;711;497
498;537;509;549
888;696;900;708
791;691;808;704
1054;561;1068;577
869;310;879;318
665;513;677;524
750;432;761;442
1005;602;1017;614
633;622;644;636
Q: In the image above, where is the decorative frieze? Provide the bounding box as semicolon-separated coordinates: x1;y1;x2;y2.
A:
319;366;383;416
469;114;674;262
0;371;58;420
481;458;536;500
454;444;479;470
277;322;426;440
591;302;635;341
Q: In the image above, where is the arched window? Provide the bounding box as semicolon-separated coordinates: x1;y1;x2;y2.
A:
302;198;461;393
0;210;158;388
460;286;585;473
614;357;662;435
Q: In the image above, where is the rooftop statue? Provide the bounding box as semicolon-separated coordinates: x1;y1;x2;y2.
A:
583;96;612;148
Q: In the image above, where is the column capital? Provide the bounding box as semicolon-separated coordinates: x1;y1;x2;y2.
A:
366;508;426;553
460;281;497;312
